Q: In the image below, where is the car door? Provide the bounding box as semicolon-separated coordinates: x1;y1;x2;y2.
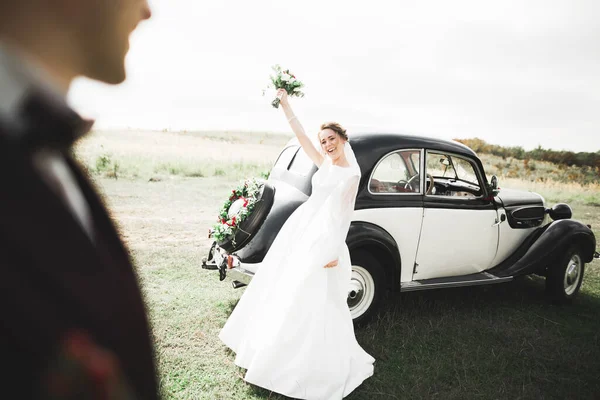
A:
353;149;424;283
412;150;500;280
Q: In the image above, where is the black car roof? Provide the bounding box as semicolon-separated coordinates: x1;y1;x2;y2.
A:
349;131;477;159
280;131;489;195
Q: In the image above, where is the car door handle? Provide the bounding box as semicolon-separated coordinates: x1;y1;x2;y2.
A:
492;214;507;227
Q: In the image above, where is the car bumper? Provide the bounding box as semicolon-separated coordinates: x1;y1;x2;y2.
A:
229;267;254;285
201;243;255;287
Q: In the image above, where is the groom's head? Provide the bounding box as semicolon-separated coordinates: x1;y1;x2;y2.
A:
71;0;153;84
0;0;152;84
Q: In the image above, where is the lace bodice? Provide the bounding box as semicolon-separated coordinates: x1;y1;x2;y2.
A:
310;158;358;203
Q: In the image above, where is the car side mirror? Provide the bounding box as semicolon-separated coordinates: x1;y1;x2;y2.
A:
486;175;500;198
490;175;498;189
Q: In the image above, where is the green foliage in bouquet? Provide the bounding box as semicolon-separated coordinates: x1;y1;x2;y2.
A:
266;64;305;108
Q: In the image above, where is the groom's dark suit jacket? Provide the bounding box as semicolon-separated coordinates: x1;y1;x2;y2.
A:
0;96;158;399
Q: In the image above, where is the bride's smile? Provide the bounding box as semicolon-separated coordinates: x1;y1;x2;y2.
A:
320;128;347;164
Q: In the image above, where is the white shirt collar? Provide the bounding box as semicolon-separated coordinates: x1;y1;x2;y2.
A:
0;42;69;131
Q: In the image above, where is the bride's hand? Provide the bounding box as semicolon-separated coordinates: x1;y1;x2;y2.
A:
276;88;289;107
323;259;338;269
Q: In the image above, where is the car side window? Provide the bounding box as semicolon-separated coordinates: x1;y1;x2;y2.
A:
425;151;482;198
369;150;422;194
453;157;479;186
273;146;298;171
426;153;457;179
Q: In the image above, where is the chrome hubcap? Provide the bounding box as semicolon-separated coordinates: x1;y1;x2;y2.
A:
348;265;375;319
564;254;582;296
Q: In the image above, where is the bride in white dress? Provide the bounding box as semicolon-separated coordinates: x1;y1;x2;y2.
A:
219;89;375;399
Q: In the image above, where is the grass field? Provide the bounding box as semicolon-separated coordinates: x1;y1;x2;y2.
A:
77;130;600;399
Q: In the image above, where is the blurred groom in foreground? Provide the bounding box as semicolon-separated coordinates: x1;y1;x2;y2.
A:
0;0;159;398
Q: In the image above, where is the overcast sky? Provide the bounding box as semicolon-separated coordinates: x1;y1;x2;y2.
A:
69;0;600;152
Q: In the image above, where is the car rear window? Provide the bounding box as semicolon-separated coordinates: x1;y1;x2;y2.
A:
288;148;314;176
273;146;298;170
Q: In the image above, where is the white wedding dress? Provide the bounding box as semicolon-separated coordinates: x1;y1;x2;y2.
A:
219;143;375;400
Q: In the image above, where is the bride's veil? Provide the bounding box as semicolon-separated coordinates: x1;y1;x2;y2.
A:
344;141;361;178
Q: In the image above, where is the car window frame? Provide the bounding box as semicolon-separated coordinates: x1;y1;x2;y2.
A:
368;148;425;196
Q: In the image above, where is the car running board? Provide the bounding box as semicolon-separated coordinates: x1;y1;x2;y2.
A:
401;272;513;292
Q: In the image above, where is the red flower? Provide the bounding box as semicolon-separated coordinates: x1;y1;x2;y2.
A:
243;198;249;207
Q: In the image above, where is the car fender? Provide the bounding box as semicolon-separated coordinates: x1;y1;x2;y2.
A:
347;221;402;290
488;219;596;277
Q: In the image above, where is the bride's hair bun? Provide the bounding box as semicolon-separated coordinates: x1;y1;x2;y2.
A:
320;122;348;141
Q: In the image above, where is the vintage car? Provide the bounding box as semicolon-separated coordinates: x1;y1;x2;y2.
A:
202;132;599;324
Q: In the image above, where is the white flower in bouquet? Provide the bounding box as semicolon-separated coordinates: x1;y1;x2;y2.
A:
264;64;305;108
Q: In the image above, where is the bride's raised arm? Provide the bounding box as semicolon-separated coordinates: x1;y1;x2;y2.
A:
277;89;324;167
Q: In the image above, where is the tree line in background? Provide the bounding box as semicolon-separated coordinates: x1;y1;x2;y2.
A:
455;138;600;170
454;138;600;185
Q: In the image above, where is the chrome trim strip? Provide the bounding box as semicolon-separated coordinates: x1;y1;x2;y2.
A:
400;276;513;292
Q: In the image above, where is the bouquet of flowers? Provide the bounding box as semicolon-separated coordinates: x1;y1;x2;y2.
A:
264;64;305;108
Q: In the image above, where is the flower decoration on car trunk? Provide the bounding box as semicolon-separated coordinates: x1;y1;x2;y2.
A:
209;178;265;244
263;64;305;108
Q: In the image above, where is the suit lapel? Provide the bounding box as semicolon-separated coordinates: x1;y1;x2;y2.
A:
0;149;99;267
0;134;124;325
64;154;131;263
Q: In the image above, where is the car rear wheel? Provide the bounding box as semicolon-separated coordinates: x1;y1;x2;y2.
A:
349;250;384;325
546;244;585;304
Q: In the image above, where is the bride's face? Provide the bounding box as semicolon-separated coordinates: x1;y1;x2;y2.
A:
319;129;346;161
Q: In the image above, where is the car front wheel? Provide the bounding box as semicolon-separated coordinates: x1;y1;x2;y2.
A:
546;244;585;304
348;250;384;325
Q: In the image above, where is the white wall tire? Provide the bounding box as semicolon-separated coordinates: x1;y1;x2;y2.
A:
349;250;384;325
546;244;585;304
